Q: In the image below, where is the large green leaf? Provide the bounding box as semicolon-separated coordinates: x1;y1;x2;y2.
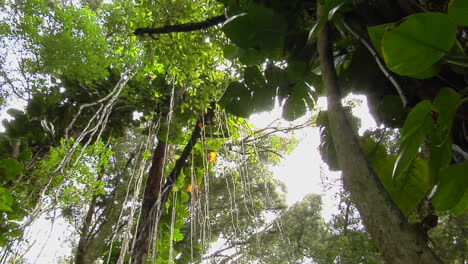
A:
432;162;468;212
222;3;287;58
362;138;430;215
287;60;308;83
449;190;468;216
265;65;288;87
245;66;275;113
448;0;468;26
282;81;314;121
393;100;433;182
223;45;265;65
382;13;457;77
367;23;393;58
244;66;267;88
429;88;461;184
220;67;276;117
218;81;252;117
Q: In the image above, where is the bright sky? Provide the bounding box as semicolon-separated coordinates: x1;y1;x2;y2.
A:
249;95;377;221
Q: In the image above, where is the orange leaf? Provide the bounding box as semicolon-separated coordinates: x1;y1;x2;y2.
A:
187;184;199;193
208;151;217;163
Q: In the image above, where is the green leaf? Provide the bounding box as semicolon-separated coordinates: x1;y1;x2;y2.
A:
7;229;22;238
0;203;13;213
393;100;433;181
429;88;461;184
18;150;33;161
287;60;307;83
362;138;430;215
244;66;267;88
282;81;314;121
222;3;287;58
432;162;468;212
367;23;393;58
265;65;288;87
0;158;24;181
219;81;252;117
223;44;242;60
448;0;468;26
239;49;265;65
449;190;468;216
433;87;461;131
382;13;457;77
2;191;14;206
223;45;265;65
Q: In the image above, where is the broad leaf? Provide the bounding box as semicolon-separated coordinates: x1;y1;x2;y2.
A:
367;23;393;58
265;65;288;87
393;100;433;181
449;190;468;216
362;138;430;215
218;81;252;117
382;13;457;77
222;3;287;58
448;0;468;26
432;162;468;212
223;45;265;65
282;81;314;121
429;88;461;184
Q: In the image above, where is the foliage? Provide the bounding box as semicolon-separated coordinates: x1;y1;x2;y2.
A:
0;0;467;262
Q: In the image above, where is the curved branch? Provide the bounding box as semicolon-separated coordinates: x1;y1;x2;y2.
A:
134;14;226;36
341;17;408;107
317;4;441;264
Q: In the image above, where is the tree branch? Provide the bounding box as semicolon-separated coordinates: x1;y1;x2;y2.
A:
134;14;226;36
341;17;408;107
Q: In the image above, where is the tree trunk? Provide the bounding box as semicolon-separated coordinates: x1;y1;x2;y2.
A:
75;195;97;264
131;141;168;264
131;105;214;263
316;4;442;264
75;168;107;264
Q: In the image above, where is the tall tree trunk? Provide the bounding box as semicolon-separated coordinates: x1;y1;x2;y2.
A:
132;141;168;264
316;5;442;264
75;169;106;264
74;152;136;264
131;105;214;263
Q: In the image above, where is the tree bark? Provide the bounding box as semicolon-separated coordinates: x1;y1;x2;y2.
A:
316;4;442;264
131;141;168;264
75;194;97;264
131;104;215;263
75;168;107;264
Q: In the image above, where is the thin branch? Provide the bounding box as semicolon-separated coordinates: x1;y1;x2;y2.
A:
341;17;408;107
251;144;285;159
134;14;226;36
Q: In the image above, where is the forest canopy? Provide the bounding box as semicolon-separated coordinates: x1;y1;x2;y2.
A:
0;0;467;263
